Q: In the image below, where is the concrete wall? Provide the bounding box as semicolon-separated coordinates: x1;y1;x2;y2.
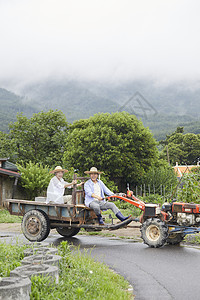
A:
0;175;27;206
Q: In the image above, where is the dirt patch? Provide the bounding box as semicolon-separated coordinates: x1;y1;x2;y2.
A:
0;223;22;232
103;222;141;238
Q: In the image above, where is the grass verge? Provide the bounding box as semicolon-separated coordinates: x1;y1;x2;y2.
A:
0;208;22;223
0;241;26;277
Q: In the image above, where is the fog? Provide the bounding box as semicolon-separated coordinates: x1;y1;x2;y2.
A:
0;0;200;88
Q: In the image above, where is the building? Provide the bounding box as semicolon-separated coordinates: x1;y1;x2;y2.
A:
173;161;200;178
0;158;21;206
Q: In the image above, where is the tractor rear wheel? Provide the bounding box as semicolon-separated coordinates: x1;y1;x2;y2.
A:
166;233;185;245
141;218;168;248
56;227;80;237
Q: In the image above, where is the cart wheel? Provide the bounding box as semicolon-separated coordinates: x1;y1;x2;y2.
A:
56;227;80;237
21;209;50;242
166;233;185;245
140;218;168;248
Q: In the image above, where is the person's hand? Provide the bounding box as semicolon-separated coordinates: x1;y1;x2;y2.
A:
72;180;77;185
97;196;103;201
77;182;84;187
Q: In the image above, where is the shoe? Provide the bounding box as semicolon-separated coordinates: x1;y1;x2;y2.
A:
97;214;104;225
116;211;131;222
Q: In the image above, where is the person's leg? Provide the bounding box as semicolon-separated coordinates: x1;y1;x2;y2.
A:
100;202;119;214
100;201;130;222
89;200;104;225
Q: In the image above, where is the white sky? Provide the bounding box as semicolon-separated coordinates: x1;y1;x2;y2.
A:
0;0;200;85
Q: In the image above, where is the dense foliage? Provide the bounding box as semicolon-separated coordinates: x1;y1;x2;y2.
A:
160;127;200;165
63;112;158;187
0;110;68;166
17;162;52;200
141;160;178;195
177;167;200;203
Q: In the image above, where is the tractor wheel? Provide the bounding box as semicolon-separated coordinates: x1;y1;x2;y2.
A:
140;218;168;248
166;233;185;245
56;227;80;237
21;209;50;242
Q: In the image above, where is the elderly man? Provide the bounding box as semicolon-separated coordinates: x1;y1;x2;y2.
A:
84;167;129;225
46;166;83;204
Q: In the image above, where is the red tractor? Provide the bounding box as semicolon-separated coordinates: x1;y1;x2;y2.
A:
108;190;200;248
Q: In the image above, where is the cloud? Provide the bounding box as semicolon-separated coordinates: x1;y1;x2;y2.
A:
0;0;200;85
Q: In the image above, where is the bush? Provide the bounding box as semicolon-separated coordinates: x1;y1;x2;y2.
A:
17;161;52;200
177;172;200;203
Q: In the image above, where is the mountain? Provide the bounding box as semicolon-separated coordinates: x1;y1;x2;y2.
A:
0;79;200;140
0;88;39;132
20;80;119;122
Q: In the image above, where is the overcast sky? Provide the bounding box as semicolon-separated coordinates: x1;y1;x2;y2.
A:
0;0;200;87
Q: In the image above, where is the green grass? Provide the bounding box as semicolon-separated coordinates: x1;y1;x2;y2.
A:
0;208;22;223
0;241;27;277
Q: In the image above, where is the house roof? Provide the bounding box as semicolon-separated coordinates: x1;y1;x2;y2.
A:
0;158;20;177
0;168;21;178
173;162;200;177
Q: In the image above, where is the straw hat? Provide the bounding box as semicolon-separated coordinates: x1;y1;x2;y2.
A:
50;166;68;174
84;167;103;174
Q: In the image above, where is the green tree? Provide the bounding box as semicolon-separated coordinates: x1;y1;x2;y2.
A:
63;112;158;188
141;160;178;195
0;131;17;160
17;161;52;200
8;110;69;166
160;127;200;165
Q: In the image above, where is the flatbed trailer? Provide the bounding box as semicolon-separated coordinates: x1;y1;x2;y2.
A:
3;176;135;241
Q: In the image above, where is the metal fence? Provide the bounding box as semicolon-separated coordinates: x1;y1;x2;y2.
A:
134;184;176;199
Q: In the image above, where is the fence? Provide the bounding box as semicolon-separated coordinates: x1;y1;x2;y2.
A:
134;184;176;199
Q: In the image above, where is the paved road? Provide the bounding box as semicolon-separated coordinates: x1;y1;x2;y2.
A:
1;232;200;300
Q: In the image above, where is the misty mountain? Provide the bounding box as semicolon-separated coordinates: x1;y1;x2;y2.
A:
0;79;200;140
21;80;119;122
0;88;40;132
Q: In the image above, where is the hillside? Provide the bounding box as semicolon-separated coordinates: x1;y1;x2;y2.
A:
0;79;200;140
0;88;40;132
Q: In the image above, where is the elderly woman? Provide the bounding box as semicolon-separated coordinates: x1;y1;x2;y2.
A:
46;166;83;204
84;167;130;225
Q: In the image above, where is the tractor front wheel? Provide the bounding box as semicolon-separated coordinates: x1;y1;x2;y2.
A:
141;218;168;248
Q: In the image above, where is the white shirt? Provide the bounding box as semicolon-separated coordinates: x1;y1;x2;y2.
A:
46;176;70;204
93;182;101;200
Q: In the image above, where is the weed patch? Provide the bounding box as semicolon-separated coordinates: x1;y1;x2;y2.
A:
0;241;26;276
0;208;22;223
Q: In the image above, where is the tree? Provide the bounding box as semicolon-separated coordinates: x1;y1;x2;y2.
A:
0;131;17;160
141;159;178;195
8;110;69;166
63;112;158;188
160;127;200;165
